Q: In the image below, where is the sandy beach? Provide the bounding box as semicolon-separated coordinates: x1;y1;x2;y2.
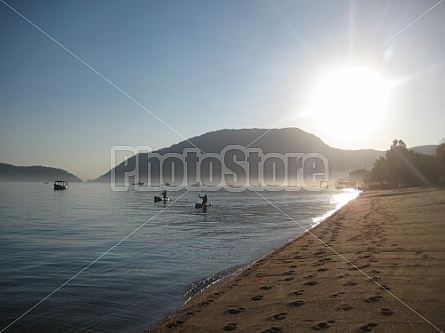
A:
148;188;445;333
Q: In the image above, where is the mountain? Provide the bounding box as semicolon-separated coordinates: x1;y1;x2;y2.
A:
93;128;385;186
409;145;438;156
0;163;83;182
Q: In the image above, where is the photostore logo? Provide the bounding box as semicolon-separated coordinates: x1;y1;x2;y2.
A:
111;145;329;192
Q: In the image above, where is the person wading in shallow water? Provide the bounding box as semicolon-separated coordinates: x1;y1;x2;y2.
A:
198;194;208;205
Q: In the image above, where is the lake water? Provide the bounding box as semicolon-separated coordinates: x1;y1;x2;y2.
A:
0;182;358;333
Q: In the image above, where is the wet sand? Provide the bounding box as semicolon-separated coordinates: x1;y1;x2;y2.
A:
148;188;445;333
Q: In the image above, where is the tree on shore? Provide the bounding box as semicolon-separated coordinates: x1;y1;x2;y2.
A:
348;169;372;185
371;139;441;188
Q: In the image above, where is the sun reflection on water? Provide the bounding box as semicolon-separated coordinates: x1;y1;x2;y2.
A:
311;189;361;228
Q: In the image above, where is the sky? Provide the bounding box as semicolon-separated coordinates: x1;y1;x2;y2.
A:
1;0;444;181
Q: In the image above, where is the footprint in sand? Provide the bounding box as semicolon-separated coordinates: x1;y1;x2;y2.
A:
251;295;263;301
199;299;214;306
304;273;317;279
223;323;237;331
166;320;184;328
342;281;358;286
336;304;353;311
289;289;304;296
259;285;274;290
359;254;373;259
267;313;287;321
360;323;378;332
318;258;332;263
331;291;345;298
261;327;283;333
289;300;305;307
317;267;329;272
365;296;383;303
282;276;294;282
380;307;394;315
312;320;335;330
226;307;245;315
379;284;391;291
304;280;318;286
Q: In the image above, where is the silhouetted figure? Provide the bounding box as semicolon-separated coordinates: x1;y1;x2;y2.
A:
162;190;167;199
198;194;208;205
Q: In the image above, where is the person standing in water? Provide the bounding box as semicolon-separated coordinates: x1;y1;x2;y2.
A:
198;194;208;205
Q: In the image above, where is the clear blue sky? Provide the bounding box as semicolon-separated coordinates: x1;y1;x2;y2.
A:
1;0;444;180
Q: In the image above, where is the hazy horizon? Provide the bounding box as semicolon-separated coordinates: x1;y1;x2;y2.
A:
0;127;439;182
1;1;444;180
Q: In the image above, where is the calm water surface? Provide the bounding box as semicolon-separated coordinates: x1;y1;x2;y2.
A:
0;182;358;333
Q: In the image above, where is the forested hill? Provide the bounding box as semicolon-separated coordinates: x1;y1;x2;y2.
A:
0;163;82;182
93;127;386;182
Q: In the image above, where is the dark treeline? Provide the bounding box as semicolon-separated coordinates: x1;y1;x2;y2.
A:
370;139;445;188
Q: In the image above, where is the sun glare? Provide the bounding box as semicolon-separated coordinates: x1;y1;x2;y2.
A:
308;66;391;148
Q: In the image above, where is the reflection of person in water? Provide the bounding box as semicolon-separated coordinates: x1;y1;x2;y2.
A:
198;194;208;205
162;190;167;199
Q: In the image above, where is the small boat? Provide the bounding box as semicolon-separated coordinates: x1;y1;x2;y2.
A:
195;202;212;209
54;180;68;190
335;179;356;189
131;181;144;185
154;196;169;203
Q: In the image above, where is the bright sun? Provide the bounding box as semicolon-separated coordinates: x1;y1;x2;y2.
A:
308;65;391;147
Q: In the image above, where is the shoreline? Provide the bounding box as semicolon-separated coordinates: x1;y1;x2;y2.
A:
148;188;445;333
183;190;359;302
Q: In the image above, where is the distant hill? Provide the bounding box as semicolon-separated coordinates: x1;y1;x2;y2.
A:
409;145;438;156
0;163;83;182
93;128;386;185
